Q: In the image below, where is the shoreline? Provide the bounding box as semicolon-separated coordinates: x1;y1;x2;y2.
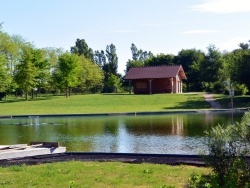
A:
0;108;248;118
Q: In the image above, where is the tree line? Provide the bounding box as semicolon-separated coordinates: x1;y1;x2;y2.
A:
126;42;250;95
1;24;250;100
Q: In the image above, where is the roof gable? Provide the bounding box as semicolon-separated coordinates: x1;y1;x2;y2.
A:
124;65;187;80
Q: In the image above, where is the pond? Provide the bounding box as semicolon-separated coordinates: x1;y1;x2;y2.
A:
0;111;244;154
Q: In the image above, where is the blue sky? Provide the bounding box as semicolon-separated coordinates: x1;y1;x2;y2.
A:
1;0;250;74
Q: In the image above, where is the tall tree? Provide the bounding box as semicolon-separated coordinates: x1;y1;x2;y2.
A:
102;44;119;92
53;52;81;97
105;44;118;75
226;47;250;91
175;49;205;91
125;44;153;73
145;54;174;66
70;39;94;61
31;48;51;95
200;45;224;90
77;55;104;93
14;47;37;100
0;54;11;99
94;50;106;68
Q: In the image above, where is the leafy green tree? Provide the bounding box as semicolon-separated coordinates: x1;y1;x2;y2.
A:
225;43;250;92
53;52;81;97
30;48;51;96
78;55;104;93
14;47;37;100
125;43;153;73
102;44;120;92
107;73;121;93
94;50;106;68
105;43;118;75
175;49;205;91
71;39;94;61
0;54;12;99
200;45;224;91
145;53;174;66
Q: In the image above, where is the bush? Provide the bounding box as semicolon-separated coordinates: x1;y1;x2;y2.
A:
205;112;250;187
212;82;224;94
224;83;249;96
187;112;250;188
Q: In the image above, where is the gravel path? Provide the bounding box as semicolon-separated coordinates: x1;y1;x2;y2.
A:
203;93;221;109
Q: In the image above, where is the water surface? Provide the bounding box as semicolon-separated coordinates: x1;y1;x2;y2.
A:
0;111;243;154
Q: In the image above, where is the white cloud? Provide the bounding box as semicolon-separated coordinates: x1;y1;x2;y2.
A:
182;29;221;34
190;0;250;14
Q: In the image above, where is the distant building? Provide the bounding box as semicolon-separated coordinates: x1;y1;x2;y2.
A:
124;65;187;94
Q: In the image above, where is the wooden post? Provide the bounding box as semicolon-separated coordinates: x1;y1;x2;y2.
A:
129;80;132;94
171;78;173;93
149;79;153;94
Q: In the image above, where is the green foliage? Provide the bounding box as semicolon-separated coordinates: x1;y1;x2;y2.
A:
70;38;94;61
0;54;12;94
106;73;121;92
78;55;104;93
102;44;120;92
203;112;250;187
176;49;205;91
145;53;174;66
14;47;37;100
53;52;81;97
212;82;224;94
233;83;249;95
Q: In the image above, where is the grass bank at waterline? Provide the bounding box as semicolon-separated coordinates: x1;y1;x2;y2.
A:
0;93;209;116
0;161;211;188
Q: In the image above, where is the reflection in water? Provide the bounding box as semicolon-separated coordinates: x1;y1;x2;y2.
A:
171;116;184;136
0;112;245;154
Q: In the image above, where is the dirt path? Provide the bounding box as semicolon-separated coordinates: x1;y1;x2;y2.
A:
203;93;222;109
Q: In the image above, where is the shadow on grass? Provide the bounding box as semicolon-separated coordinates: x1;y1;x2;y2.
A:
216;96;250;108
0;96;54;103
165;100;210;109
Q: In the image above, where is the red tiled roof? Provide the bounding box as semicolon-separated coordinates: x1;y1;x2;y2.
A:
124;65;187;80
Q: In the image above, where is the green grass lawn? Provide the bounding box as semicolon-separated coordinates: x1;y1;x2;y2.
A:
0;161;211;188
214;94;250;108
0;93;209;115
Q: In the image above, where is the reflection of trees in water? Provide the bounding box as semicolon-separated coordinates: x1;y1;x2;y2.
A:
124;115;185;136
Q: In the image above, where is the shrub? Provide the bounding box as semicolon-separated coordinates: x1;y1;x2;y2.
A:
204;111;250;187
187;112;250;188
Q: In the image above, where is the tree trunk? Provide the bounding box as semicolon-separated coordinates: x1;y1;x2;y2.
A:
25;91;28;101
31;90;34;99
65;87;68;98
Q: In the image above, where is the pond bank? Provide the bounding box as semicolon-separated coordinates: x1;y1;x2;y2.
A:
1;108;247;118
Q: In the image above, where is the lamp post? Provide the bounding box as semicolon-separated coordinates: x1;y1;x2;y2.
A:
229;83;234;110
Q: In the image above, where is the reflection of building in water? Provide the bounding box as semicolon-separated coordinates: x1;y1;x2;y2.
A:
171;116;184;136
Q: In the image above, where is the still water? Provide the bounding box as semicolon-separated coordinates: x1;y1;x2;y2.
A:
0;112;244;154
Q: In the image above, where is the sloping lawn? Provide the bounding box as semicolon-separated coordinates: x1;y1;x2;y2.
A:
214;94;250;108
0;93;209;115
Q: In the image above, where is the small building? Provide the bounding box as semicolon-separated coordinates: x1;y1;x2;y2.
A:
124;65;187;94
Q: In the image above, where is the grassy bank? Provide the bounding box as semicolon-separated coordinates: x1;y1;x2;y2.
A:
0;161;211;188
214;94;250;108
0;93;209;115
